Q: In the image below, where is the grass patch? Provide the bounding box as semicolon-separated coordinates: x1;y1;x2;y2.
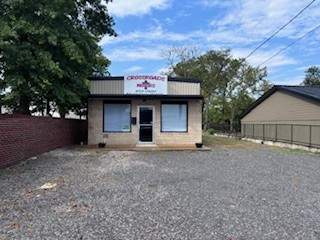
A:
203;133;320;155
269;145;320;156
203;133;256;148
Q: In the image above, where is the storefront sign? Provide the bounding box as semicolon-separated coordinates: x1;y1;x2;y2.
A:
124;75;168;95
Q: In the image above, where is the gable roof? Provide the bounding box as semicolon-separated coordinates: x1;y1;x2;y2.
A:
240;85;320;119
88;76;202;83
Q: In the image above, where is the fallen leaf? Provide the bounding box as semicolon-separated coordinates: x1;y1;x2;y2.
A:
39;183;57;190
9;221;20;229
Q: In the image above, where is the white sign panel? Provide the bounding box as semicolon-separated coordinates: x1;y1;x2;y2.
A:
124;75;168;95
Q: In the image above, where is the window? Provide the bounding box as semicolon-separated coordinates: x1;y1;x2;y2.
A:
161;102;187;132
104;102;131;132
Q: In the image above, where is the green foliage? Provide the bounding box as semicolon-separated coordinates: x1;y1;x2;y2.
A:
302;66;320;86
170;48;271;129
207;128;215;135
0;0;116;115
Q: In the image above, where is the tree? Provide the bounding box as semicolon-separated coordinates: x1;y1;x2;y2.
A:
161;45;200;77
0;0;116;115
222;64;269;130
165;48;271;130
302;66;320;86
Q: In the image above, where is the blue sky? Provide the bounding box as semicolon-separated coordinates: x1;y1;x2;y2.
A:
102;0;320;85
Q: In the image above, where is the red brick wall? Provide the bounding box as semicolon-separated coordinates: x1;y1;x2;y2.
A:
0;114;88;168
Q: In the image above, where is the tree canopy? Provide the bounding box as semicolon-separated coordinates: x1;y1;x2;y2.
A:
302;66;320;86
0;0;116;116
163;47;271;129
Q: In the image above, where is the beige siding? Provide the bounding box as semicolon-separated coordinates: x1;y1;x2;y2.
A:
90;80;200;95
90;80;123;94
167;82;200;95
242;91;320;125
88;98;202;146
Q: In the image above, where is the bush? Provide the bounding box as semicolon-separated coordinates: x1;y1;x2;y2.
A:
207;128;215;135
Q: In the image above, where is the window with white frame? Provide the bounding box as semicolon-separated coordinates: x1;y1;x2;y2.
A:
103;102;131;132
161;102;187;132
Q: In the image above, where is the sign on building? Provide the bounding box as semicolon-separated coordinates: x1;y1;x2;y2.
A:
124;75;168;95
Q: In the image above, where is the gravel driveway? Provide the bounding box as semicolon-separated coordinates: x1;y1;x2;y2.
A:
1;145;320;240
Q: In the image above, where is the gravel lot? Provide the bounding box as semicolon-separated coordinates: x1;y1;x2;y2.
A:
1;144;320;240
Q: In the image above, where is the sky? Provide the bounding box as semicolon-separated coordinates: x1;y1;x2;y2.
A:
102;0;320;85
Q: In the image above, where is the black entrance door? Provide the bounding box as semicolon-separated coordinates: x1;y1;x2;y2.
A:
139;107;153;142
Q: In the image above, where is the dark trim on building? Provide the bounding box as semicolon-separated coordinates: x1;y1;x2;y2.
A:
89;94;203;100
90;76;124;81
160;101;188;133
103;100;132;133
240;85;320;119
88;76;202;83
161;101;189;105
104;100;131;104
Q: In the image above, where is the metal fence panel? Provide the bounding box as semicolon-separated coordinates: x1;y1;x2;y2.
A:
311;126;320;147
292;125;310;146
245;124;254;138
277;125;291;142
242;123;319;149
264;124;276;141
254;124;264;139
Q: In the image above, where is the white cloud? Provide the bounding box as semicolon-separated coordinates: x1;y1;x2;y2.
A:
209;0;320;39
100;25;191;46
232;48;298;69
295;64;320;71
164;17;174;24
155;66;170;75
107;47;164;61
107;0;170;18
124;66;144;73
272;75;304;85
204;30;259;46
102;0;320;84
200;0;233;8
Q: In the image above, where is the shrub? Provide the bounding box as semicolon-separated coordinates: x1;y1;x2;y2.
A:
207;128;215;135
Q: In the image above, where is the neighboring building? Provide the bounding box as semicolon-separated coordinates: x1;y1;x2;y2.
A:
88;75;203;147
241;85;320;148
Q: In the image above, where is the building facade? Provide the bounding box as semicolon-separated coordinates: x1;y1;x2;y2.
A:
88;75;203;147
241;85;320;148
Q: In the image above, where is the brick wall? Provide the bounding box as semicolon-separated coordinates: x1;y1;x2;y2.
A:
0;114;87;168
88;98;202;146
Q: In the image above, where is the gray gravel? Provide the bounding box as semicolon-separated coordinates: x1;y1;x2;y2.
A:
1;145;320;240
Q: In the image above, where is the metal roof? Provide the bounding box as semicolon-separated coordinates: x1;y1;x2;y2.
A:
240;85;320;119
